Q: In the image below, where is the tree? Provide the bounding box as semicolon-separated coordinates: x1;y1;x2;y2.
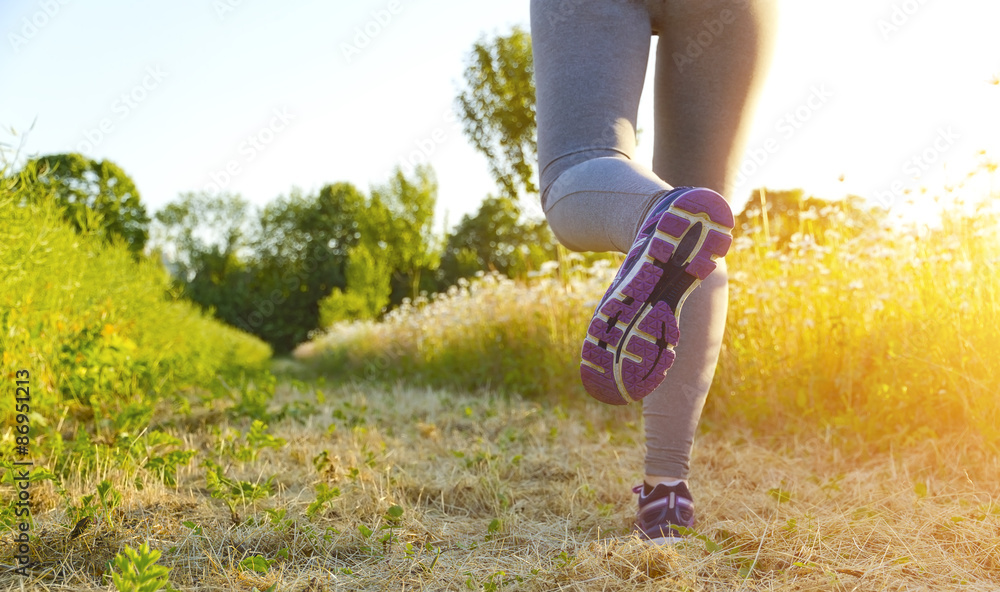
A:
366;165;440;300
255;183;365;274
451;28;570;285
19;153;150;253
152;191;252;281
243;183;367;352
151;191;254;323
318;243;392;326
439;195;557;286
457;26;537;201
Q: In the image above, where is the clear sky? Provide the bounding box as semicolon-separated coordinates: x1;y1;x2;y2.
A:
2;0;998;235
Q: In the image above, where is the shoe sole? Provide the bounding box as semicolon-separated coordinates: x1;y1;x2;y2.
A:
580;188;734;405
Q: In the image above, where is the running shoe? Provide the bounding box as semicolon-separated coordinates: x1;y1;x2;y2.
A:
632;481;695;545
579;187;734;405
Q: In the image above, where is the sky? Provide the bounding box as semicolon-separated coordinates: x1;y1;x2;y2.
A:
2;0;999;236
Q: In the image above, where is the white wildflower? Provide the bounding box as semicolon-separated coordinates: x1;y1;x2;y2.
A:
733;236;755;252
539;260;560;274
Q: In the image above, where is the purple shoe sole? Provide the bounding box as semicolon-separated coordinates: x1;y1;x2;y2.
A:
580;187;734;405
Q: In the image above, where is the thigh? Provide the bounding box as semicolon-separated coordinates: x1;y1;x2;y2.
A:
648;0;777;196
530;0;654;202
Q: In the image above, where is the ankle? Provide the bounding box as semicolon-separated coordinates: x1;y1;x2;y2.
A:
644;475;687;488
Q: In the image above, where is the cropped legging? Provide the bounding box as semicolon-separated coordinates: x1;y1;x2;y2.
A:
530;0;776;478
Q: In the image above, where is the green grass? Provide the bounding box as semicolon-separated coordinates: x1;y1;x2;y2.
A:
0;166;272;491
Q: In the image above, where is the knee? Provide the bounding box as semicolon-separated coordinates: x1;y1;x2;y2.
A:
543;196;588;252
540;150;630;211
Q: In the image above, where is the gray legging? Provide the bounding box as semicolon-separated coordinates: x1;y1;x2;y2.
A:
530;0;776;479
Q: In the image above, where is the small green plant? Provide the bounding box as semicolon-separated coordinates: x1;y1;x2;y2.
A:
137;431;196;487
218;421;286;463
358;505;405;554
482;571;509;592
420;542;443;573
675;526;723;553
225;376;278;422
0;465;64;531
110;542;174;592
238;555;273;574
485;518;502;541
203;459;274;515
263;507;294;531
312;450;331;473
69;494;99;529
767;487;793;504
553;550;575;569
97;479;124;527
330;400;369;429
246;420;286;454
305;483;341;519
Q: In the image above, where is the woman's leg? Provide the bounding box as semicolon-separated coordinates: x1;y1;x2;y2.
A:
642;0;778;484
530;0;667;254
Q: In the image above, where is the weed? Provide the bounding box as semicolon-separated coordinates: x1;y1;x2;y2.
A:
305;483;341;519
110;542;175;592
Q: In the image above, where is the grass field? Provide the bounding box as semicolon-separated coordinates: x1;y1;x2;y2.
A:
3;375;998;590
3;162;1000;590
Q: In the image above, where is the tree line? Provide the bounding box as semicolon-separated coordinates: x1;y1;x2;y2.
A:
14;152;556;353
12;26;882;354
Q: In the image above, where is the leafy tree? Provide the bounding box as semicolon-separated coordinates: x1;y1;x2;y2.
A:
366;165;440;300
457;26;537;200
242;183;366;352
152;191;252;281
452;28;568;286
151;191;254;323
439;195;556;286
254;183;364;273
18;153;149;252
319;243;391;326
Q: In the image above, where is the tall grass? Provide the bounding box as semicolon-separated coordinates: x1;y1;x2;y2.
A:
306;177;1000;453
0;167;273;443
716;202;1000;451
304;259;606;401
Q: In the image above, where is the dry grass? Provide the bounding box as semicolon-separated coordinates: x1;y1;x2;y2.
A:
3;377;999;591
